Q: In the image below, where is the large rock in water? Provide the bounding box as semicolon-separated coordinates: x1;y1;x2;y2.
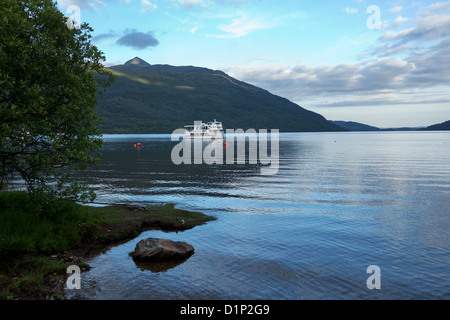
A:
131;238;194;262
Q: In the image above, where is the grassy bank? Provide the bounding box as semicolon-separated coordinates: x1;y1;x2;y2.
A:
0;191;215;300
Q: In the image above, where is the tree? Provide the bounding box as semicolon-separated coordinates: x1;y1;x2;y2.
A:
0;0;114;207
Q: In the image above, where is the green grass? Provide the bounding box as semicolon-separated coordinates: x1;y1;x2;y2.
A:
0;191;215;299
0;254;69;300
0;191;101;256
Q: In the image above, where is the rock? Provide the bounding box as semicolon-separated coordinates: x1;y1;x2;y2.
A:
131;238;194;262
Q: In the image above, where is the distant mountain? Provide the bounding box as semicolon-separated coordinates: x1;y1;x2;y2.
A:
331;121;380;131
123;57;151;67
419;120;450;131
379;127;422;131
95;57;343;134
112;56;228;76
331;120;428;131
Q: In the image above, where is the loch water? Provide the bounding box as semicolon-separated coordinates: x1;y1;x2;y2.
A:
66;131;450;300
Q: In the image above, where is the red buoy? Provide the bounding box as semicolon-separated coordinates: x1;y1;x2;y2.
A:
137;143;141;147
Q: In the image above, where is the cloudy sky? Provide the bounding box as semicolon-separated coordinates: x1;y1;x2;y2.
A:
56;0;450;128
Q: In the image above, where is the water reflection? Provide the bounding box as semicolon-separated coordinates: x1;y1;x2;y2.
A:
68;132;450;300
134;258;193;273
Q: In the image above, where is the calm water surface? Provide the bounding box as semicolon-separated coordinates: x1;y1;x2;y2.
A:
66;131;450;300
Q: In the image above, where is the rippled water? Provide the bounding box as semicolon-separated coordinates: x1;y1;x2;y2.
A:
66;132;450;300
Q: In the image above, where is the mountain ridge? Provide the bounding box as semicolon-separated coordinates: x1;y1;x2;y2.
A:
95;57;343;134
419;120;450;131
111;57;228;76
124;57;151;67
331;121;380;131
331;120;449;131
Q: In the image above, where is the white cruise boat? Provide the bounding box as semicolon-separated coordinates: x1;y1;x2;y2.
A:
184;119;224;139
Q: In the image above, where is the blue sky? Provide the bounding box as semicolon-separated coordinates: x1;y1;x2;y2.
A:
56;0;450;128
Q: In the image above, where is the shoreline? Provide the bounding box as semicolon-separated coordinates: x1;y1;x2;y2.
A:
71;203;216;254
0;200;216;300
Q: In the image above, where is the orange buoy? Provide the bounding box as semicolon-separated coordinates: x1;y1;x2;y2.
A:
134;144;137;147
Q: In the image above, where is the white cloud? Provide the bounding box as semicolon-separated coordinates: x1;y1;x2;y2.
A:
381;14;450;42
380;27;415;41
392;16;409;27
390;6;403;14
209;13;273;38
219;1;450;113
344;7;358;14
141;0;157;12
428;1;450;12
224;38;450;108
176;0;209;9
57;0;103;10
226;58;413;97
369;43;412;57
